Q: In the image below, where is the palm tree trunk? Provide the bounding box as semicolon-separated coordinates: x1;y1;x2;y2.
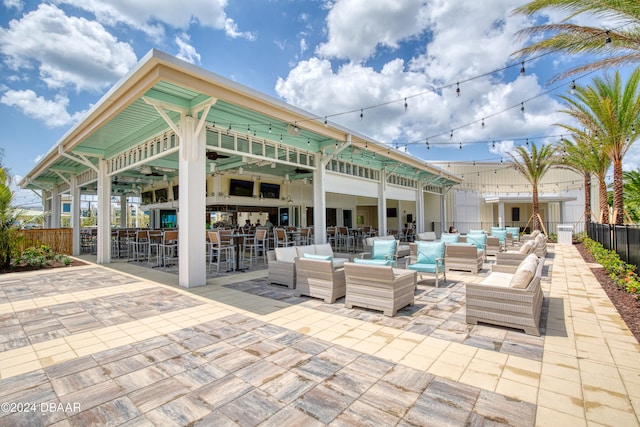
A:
533;185;540;231
583;172;591;231
599;176;609;224
613;158;625;225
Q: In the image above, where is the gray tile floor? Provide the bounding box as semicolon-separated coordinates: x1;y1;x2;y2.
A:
0;313;536;426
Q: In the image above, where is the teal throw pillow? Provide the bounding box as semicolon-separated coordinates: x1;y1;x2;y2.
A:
353;258;391;266
416;241;445;264
465;233;487;249
440;233;459;244
371;239;397;260
303;253;332;261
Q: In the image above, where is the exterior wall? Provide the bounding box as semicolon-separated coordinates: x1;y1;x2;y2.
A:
433;161;597;234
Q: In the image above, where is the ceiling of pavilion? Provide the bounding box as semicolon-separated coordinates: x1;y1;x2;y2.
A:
20;50;461;195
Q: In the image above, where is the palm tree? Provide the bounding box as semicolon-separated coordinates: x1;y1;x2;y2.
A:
561;134;611;228
512;0;640;82
558;70;640;225
0;164;21;269
507;142;558;232
622;169;640;222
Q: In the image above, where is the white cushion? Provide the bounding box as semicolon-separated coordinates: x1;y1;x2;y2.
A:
275;246;298;263
519;240;534;254
332;257;349;268
510;254;538;289
314;243;334;257
480;272;513;287
295;245;316;257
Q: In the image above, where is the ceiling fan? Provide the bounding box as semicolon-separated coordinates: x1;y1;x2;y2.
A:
292;167;312;174
206;151;230;160
140;165;163;176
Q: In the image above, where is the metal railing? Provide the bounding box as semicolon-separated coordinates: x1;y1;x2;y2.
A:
587;222;640;272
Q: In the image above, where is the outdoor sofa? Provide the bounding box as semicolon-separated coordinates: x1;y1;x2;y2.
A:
444;243;484;274
267;244;349;288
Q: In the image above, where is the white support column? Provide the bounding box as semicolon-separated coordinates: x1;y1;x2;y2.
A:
96;159;112;264
51;186;61;228
70;175;81;256
440;189;447;234
313;153;327;244
378;169;387;236
42;190;50;228
178;115;207;288
120;195;128;229
498;202;505;228
416;185;425;233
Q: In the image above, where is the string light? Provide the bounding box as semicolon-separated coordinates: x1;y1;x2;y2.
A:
481;118;485;129
324;116;328;127
404;98;408;111
605;30;611;44
456;82;460;97
520;61;525;76
570;81;576;94
426;139;430;150
520;102;525;113
268;123;272;133
360;109;364;120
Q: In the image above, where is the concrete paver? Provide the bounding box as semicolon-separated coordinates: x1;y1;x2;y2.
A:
0;244;637;426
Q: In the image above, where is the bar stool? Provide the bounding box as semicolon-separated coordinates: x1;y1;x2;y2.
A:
208;230;235;275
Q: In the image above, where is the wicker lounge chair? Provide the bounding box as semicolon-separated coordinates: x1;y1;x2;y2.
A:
493;240;537;270
444;243;483;274
343;262;416;316
407;241;446;287
294;257;346;303
466;254;544;336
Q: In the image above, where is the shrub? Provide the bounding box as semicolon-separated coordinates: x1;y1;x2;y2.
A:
583;238;640;296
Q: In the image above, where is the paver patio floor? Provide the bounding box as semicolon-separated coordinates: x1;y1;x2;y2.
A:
0;244;637;426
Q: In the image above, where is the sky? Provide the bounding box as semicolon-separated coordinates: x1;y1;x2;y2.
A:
1;0;639;208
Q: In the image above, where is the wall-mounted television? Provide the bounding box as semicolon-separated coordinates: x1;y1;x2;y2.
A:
386;207;397;218
259;182;280;199
229;179;254;197
154;188;168;202
141;191;153;205
172;185;179;201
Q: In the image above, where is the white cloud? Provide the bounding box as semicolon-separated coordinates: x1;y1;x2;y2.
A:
175;33;201;64
277;0;564;153
0;3;137;92
317;0;429;61
223;17;255;41
3;0;23;11
0;89;86;127
54;0;255;40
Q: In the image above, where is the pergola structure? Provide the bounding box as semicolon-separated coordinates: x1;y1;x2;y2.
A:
20;49;461;288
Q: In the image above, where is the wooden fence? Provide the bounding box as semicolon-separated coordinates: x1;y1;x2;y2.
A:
16;228;73;255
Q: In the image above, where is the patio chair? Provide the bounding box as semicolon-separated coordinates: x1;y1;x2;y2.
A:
407;241;446;287
444;243;483;274
275;228;296;247
294;257;346;303
343;262;416;316
506;226;520;246
358;238;399;267
243;228;268;269
416;231;437;241
208;230;235;275
159;230;179;268
463;233;487;261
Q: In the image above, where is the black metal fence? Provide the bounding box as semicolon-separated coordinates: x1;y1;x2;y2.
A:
587;222;640;272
